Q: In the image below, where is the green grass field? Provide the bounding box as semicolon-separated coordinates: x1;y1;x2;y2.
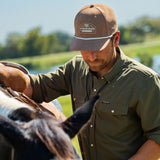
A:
3;39;160;71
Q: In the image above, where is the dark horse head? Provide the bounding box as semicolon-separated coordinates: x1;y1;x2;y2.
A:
0;94;99;160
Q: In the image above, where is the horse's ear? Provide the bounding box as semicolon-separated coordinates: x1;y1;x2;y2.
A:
0;114;25;146
62;95;99;138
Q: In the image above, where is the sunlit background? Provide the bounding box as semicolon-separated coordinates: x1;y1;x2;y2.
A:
0;0;160;156
1;0;160;44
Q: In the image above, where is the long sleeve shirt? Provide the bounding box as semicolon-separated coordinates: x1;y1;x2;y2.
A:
30;47;160;160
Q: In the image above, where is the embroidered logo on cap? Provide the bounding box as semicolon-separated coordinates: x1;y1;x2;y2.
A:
79;23;96;34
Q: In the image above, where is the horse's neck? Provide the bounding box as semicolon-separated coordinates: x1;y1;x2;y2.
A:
0;90;32;117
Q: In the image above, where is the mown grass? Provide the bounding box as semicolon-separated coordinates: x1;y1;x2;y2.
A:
121;40;160;67
121;40;160;57
3;39;160;70
3;51;79;70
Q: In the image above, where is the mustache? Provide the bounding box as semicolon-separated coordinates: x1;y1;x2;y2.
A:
87;59;100;63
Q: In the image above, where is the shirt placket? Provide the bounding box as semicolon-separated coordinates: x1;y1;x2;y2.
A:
90;76;106;97
89;76;107;160
89;110;96;159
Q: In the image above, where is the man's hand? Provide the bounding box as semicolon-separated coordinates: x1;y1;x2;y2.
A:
0;63;29;92
129;139;160;160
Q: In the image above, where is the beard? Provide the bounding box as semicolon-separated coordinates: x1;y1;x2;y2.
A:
86;59;108;72
82;45;117;74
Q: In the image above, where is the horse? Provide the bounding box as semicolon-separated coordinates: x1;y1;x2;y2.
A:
0;87;99;160
0;61;99;159
0;61;66;160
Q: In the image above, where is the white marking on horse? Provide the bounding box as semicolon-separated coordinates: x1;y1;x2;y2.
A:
0;90;32;117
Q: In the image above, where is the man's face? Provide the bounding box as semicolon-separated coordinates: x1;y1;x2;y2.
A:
81;39;115;73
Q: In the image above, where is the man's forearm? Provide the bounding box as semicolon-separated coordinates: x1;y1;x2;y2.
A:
23;74;33;98
129;139;160;160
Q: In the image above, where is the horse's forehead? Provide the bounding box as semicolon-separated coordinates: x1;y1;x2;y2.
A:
24;119;75;159
24;118;61;134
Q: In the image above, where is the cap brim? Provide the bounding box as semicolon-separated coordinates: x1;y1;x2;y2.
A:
69;37;111;51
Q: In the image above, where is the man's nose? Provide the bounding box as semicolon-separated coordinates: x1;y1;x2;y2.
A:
87;52;97;61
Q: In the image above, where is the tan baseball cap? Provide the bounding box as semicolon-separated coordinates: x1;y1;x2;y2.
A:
70;3;118;51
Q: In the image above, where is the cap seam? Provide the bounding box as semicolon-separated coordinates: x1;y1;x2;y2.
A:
94;6;107;34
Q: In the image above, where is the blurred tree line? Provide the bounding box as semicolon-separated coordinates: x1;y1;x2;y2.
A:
0;16;159;59
119;16;160;44
0;28;72;59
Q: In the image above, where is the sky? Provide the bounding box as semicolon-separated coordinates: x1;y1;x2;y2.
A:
0;0;160;44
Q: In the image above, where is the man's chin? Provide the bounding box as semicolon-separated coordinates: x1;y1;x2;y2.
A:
89;66;101;72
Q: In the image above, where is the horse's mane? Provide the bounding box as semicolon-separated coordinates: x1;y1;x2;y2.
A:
30;117;77;160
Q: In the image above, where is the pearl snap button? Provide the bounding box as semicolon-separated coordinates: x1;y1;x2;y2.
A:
111;109;115;113
91;144;94;147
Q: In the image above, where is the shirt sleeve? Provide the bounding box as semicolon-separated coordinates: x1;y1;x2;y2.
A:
136;74;160;144
29;60;73;103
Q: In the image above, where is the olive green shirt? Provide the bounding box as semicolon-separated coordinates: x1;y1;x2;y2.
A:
30;47;160;160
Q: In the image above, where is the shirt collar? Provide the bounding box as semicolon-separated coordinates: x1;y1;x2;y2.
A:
101;47;126;82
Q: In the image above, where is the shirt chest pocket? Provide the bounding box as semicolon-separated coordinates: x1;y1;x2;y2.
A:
97;100;129;117
96;101;135;138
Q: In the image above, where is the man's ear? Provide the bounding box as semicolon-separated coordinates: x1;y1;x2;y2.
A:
114;31;120;47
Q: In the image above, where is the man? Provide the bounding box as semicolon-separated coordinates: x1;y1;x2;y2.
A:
2;3;160;160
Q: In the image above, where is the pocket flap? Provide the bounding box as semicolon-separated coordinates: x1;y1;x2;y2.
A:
99;100;128;115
